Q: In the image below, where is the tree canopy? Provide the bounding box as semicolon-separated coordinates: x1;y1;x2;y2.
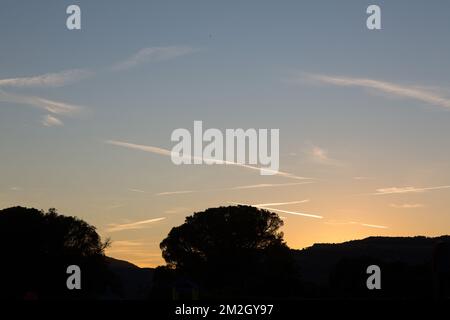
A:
0;206;110;299
159;205;298;297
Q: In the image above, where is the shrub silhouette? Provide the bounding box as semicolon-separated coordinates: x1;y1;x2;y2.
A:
0;206;110;299
159;205;299;298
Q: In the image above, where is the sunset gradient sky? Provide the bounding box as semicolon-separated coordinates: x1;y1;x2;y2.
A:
1;0;450;267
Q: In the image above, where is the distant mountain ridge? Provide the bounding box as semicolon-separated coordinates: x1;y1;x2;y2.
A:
104;257;154;300
293;236;450;289
106;235;450;299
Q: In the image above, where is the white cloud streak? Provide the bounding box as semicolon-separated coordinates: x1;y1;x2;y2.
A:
112;46;197;71
164;207;189;214
254;207;323;219
229;182;312;190
372;185;450;195
324;220;388;229
232;202;387;227
106;140;172;156
306;73;450;109
360;223;389;229
1;90;84;127
0;90;83;115
230;202;323;219
252;200;310;207
0;69;93;88
106;139;311;180
390;203;424;209
156;190;196;196
106;217;166;232
128;188;146;193
42;114;63;127
155;182;312;197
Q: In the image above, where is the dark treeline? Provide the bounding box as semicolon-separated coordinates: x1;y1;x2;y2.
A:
0;207;111;299
0;206;449;300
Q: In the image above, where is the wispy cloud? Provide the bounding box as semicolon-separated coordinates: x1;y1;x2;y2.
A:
359;223;388;229
308;145;340;166
232;201;387;227
306;73;450;109
229;182;312;190
0;69;93;88
42;114;63;127
106;139;311;180
324;220;388;229
0;90;83;115
311;146;328;162
103;204;125;211
111;240;145;247
372;185;450;195
164;207;189;214
106;217;166;232
1;90;84;127
156;190;196;196
112;46;197;71
106;140;172;156
155;182;312;197
253;207;323;219
128;188;146;193
252;200;310;207
230;202;323;219
390;203;424;209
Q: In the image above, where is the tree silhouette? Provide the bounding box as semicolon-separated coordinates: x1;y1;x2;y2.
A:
0;206;111;299
160;205;299;298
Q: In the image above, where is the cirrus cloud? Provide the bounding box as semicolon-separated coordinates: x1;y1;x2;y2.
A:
42;114;64;127
112;46;198;71
106;217;166;232
304;73;450;109
372;185;450;195
0;69;93;88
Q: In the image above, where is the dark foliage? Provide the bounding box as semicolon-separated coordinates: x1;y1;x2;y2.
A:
0;206;111;299
159;205;300;298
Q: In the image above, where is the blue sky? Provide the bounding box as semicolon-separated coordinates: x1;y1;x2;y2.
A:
1;0;450;266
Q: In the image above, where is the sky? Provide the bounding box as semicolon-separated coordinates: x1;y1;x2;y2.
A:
1;0;450;267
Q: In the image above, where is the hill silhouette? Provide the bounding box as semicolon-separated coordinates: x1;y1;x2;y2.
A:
123;235;450;300
102;257;154;300
294;236;450;298
0;205;449;300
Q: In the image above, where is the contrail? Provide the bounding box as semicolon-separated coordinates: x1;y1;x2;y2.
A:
230;202;323;219
106;139;311;180
106;217;166;232
371;185;450;195
155;182;313;196
253;200;310;207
